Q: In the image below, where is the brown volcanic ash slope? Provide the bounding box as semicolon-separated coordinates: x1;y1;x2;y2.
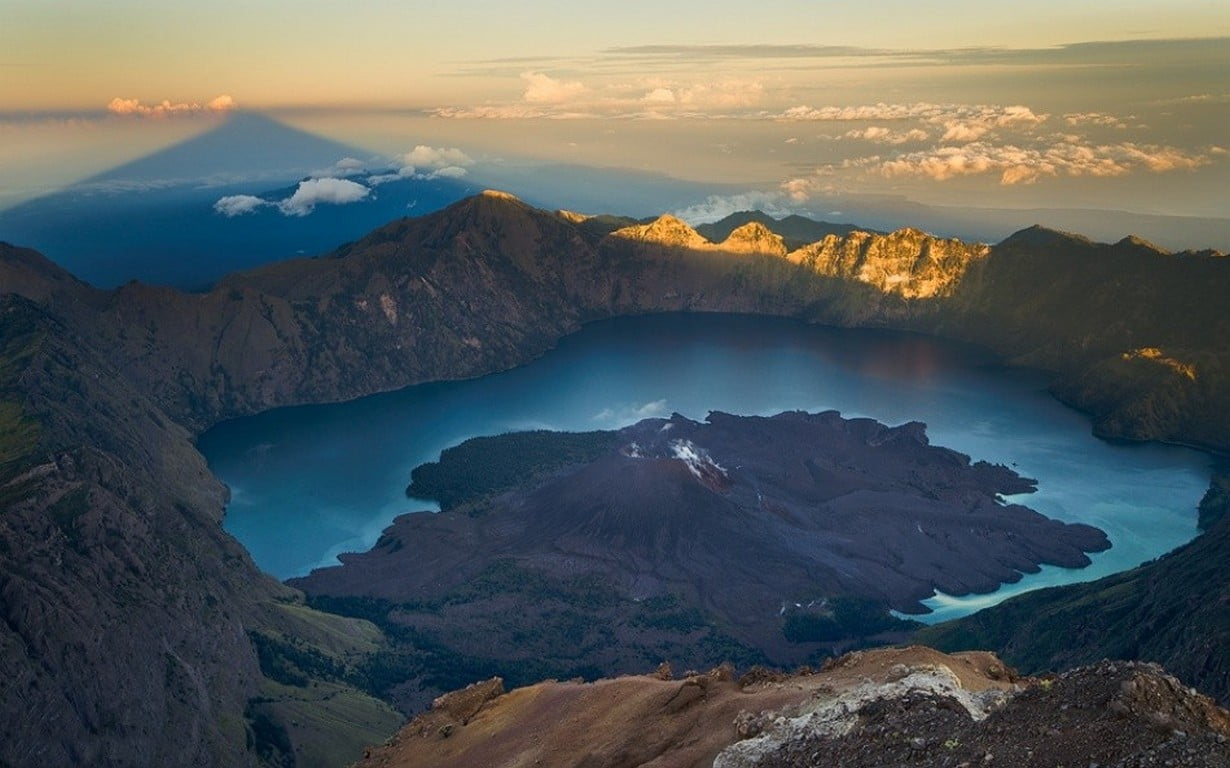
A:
355;647;1230;768
293;411;1106;691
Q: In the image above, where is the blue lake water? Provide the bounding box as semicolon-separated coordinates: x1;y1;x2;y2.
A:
198;313;1213;623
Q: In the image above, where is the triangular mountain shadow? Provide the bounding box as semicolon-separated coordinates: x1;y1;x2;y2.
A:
0;113;475;290
85;112;369;187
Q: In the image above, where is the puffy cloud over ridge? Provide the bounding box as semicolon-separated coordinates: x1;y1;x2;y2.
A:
214;177;370;217
277;178;370;216
366;145;475;184
403;145;474;171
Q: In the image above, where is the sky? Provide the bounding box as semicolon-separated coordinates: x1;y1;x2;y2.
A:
1;0;1228;219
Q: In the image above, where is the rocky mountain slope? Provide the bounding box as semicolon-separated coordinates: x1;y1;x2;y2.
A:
10;190;1226;450
2;190;1229;765
0;267;402;767
354;646;1230;768
0;295;270;766
933;226;1230;449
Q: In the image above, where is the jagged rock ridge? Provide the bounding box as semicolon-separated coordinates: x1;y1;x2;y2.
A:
353;647;1230;768
789;228;989;298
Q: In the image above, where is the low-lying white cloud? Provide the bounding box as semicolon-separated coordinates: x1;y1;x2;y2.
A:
522;71;586;104
404;145;474;171
843;126;930;145
781;102;1048;144
213;194;267;217
277;178;370;216
366;145;475;185
673;190;798;224
430;105;553;119
780;138;1219;200
432;76;762;119
642;87;676;105
214;178;370;217
107;94;237;117
333;157;368;174
674;80;763;109
206;95;237;112
1063;111;1127;127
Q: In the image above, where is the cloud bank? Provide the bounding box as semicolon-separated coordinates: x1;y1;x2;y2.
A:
876;140;1213;185
842;126;930;145
431;73;764;119
522;71;586;104
107;94;237;117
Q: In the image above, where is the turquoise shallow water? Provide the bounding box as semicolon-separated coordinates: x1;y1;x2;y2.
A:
198;313;1212;622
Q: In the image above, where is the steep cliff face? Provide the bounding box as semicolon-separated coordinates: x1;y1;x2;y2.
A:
787;228;989;299
932;226;1230;449
0;296;273;767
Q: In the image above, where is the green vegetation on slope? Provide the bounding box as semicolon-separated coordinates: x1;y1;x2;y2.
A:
246;601;403;768
0;303;44;481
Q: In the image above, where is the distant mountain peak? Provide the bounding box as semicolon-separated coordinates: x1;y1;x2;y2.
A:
1115;234;1169;255
556;209;592;224
695;210;874;250
998;224;1096;249
479;189;520;201
610;214;712;249
719;221;788;256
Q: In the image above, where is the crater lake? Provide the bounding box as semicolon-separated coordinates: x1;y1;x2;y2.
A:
198;313;1213;622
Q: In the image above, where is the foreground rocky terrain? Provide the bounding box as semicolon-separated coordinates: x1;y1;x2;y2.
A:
1;191;1228;765
355;646;1230;768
